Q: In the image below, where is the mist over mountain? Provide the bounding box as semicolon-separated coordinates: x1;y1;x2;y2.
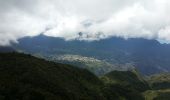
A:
1;0;170;99
1;0;170;45
11;34;170;75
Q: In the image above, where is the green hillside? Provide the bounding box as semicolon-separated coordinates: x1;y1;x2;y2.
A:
1;52;170;100
0;52;105;100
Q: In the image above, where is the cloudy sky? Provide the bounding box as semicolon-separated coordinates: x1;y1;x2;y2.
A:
0;0;170;45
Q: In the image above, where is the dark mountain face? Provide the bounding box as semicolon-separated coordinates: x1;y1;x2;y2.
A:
12;34;170;75
0;46;14;52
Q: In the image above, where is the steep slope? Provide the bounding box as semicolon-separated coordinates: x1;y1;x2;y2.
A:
0;52;106;100
12;34;170;75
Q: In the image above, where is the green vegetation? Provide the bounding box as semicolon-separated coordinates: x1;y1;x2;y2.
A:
0;52;105;100
0;52;170;100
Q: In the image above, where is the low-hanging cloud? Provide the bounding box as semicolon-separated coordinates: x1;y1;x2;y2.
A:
0;0;170;45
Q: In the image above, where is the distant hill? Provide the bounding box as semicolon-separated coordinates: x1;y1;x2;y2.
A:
44;54;134;76
12;34;170;75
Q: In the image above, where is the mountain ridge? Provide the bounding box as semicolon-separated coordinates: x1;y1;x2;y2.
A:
11;34;170;75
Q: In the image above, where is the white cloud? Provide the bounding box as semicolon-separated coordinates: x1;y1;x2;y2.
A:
0;0;170;45
158;26;170;42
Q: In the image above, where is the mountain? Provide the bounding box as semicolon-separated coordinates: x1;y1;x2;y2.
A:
12;34;170;75
0;46;14;52
0;52;146;100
